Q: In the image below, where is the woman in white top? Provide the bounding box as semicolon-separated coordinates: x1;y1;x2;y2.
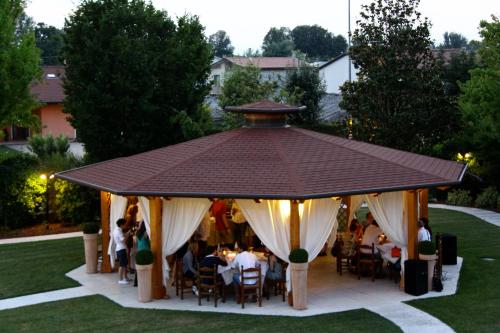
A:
418;219;432;242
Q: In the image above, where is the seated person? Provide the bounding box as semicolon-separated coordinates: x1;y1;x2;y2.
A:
361;218;382;254
342;220;359;258
266;253;283;281
182;241;199;279
195;246;228;294
232;244;259;302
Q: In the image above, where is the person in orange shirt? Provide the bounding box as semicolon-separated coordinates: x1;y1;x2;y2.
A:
211;199;230;244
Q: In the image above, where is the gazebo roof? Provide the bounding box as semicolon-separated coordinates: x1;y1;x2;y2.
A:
225;100;306;114
56;127;466;199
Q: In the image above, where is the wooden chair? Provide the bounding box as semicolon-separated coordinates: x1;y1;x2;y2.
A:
197;265;225;307
335;235;351;276
174;259;195;300
265;262;287;302
357;243;382;282
239;266;262;308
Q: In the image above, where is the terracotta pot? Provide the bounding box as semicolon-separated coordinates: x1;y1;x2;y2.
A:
83;233;98;274
291;262;308;310
136;264;153;303
419;254;437;290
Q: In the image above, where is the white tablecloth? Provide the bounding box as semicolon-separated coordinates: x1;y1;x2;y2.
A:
218;253;268;286
376;243;400;264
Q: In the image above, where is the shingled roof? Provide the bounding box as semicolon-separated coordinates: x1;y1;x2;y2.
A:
56;127;466;199
30;66;65;103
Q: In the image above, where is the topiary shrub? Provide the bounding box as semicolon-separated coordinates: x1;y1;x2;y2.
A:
289;248;309;263
418;241;436;255
475;186;498;208
82;222;100;234
447;189;472;207
136;249;154;265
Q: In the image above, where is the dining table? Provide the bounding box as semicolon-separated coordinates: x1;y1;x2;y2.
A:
217;251;269;287
376;242;400;264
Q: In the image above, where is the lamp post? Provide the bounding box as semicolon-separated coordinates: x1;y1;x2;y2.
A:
40;173;55;229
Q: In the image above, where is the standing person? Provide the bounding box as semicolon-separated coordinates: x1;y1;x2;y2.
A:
418;219;431;242
195;211;211;254
114;218;132;284
421;217;433;239
125;204;138;273
211;199;230;245
232;244;258;303
231;201;247;246
133;221;150;287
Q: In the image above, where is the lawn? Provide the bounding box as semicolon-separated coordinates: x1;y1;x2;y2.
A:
408;208;500;333
0;237;84;299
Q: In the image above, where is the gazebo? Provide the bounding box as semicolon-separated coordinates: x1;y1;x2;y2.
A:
56;100;466;303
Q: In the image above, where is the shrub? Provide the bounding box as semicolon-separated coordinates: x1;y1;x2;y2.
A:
55;180;99;225
289;248;309;263
475;186;498;208
82;222;100;234
418;241;436;255
136;249;154;265
28;134;70;160
447;189;473;206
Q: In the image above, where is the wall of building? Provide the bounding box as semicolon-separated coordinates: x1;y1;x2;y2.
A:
39;104;76;139
319;56;359;94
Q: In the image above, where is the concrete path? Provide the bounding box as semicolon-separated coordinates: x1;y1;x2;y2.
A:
0;287;95;311
430;204;500;227
0;232;83;245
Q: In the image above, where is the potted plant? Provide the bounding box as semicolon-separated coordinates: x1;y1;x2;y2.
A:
136;249;154;303
82;223;100;274
418;241;437;290
289;248;309;310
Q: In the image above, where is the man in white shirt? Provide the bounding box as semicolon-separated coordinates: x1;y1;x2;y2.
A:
114;218;132;284
418;219;431;242
361;219;383;254
232;244;258;303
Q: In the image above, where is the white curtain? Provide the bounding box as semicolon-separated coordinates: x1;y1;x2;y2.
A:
161;198;211;287
108;194;128;268
364;191;407;271
349;195;365;223
138;197;151;237
301;198;342;261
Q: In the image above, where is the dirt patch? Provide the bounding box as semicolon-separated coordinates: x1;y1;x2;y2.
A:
0;223;81;239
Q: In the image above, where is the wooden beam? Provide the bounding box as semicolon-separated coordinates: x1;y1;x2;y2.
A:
100;191;111;273
290;200;300;250
149;197;166;299
406;191;418;259
419;189;429;219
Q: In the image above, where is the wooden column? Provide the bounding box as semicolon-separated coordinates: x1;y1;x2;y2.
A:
150;197;166;299
344;196;351;225
419;189;429;219
290;200;300;250
100;191;111;273
406;191;419;260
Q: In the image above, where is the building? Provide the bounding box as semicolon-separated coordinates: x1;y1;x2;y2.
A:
318;54;358;94
209;56;300;95
2;66;75;141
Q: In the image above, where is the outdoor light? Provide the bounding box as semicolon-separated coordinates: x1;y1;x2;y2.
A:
40;173;47;180
49;174;55;179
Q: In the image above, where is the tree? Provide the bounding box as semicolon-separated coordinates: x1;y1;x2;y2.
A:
291;25;347;60
280;65;325;126
0;0;41;133
440;50;476;96
35;23;64;65
262;27;294;57
208;30;234;57
218;65;276;128
340;0;456;154
459;16;500;187
243;48;261;57
62;0;213;162
440;32;468;49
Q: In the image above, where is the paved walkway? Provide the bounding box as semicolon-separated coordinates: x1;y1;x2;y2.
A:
429;204;500;227
0;232;83;245
0;287;94;311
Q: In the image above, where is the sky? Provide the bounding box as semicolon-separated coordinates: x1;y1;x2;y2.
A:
26;0;499;54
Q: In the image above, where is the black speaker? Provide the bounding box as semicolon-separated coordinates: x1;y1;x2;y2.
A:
404;260;428;296
439;233;457;265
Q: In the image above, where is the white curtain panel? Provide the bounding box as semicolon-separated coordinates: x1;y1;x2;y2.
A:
108;194;128;268
364;191;408;271
138;197;151;237
161;198;211;287
301;198;342;261
349;194;365;223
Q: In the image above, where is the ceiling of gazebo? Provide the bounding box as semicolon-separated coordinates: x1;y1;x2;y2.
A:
56;127;466;199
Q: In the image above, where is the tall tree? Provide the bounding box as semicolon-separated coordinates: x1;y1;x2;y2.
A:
0;0;40;132
62;0;213;162
291;25;347;60
262;27;294;57
281;64;325;126
35;23;65;65
440;32;468;49
459;16;500;187
440;50;476;96
340;0;456;154
208;30;234;57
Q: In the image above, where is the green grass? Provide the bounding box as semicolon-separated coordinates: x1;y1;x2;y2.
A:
0;294;401;333
407;208;500;333
0;237;84;299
